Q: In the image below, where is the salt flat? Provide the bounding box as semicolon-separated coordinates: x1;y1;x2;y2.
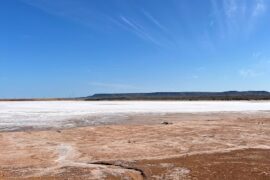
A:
1;101;270;131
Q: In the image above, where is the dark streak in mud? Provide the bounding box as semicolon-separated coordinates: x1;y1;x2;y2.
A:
90;161;146;179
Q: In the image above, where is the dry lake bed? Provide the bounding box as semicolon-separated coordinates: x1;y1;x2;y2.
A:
0;101;270;179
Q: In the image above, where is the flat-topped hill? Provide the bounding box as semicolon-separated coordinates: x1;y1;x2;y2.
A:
86;91;270;100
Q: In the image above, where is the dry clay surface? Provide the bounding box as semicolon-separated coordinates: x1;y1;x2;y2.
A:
0;112;270;179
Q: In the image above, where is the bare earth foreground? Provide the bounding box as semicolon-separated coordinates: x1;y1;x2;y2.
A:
0;101;270;179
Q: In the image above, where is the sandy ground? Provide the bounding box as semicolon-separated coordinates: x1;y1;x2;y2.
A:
0;112;270;179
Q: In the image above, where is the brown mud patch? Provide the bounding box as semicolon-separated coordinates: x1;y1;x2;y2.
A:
1;149;269;179
0;112;270;179
134;148;270;180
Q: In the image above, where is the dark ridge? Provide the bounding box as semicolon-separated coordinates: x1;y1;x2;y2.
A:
0;98;81;101
85;91;270;100
1;91;270;101
90;161;146;178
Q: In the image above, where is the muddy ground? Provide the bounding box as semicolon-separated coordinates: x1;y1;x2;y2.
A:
0;112;270;179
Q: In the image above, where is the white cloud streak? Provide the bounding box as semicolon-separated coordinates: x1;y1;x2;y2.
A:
224;0;238;18
20;0;110;31
21;0;168;46
119;16;164;46
210;0;268;38
142;10;167;32
252;0;266;17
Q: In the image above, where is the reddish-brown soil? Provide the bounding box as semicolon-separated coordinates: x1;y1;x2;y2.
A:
0;112;270;179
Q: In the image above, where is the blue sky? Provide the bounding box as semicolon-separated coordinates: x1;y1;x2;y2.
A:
1;0;270;98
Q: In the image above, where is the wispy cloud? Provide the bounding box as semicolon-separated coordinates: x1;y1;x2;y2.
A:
223;0;239;18
21;0;169;47
252;51;262;59
223;0;248;35
239;52;270;78
20;0;268;48
20;0;122;32
20;0;215;49
210;0;226;38
211;0;267;38
119;16;164;47
142;10;167;32
246;0;267;35
191;75;199;79
252;0;266;17
239;69;262;78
